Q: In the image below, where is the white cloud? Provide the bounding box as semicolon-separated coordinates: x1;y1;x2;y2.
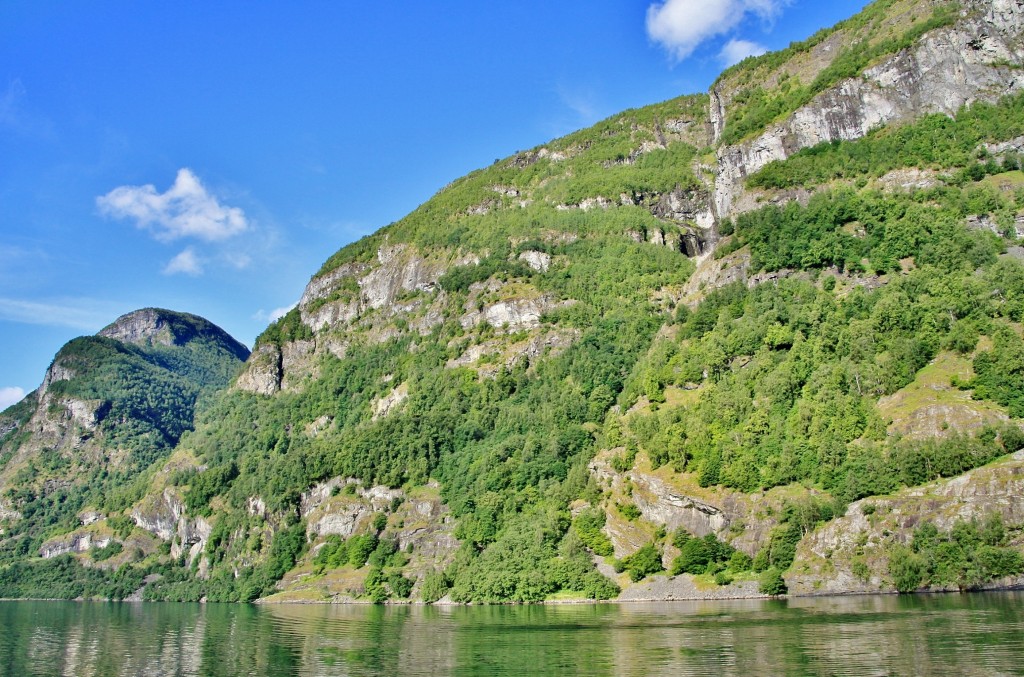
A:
253;303;296;323
270;305;295;322
0;297;119;331
720;38;768;66
223;252;252;270
556;84;599;122
163;247;203;276
97;168;249;243
0;386;25;410
646;0;784;62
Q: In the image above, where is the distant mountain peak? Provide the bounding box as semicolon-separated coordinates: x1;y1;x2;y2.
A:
98;308;180;346
99;307;249;359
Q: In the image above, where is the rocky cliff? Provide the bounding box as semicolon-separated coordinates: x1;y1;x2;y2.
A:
0;309;248;567
711;0;1024;220
172;0;1024;603
6;0;1024;604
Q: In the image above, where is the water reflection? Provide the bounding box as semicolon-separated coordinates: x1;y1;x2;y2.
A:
1;592;1023;676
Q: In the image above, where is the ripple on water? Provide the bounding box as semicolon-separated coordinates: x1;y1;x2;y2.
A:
2;593;1024;676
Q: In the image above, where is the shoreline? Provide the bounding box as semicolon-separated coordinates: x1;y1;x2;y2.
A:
4;576;1024;606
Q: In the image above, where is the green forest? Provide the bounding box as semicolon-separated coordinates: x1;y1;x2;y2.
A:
1;0;1023;605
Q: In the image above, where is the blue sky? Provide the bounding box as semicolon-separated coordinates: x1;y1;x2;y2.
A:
0;0;867;407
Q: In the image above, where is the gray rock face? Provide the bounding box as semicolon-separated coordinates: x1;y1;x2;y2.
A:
175;515;212;563
447;328;580;377
78;510;103;526
234;344;282;395
712;1;1024;221
40;361;75;397
131;489;183;542
299;262;371;309
371;383;409;420
280;339;318;391
459;295;564;331
39;532;111;558
0;501;20;522
131;487;211;565
301;478;403;539
98;308;178;347
651;187;716;233
627;473;729;537
297;245;452;336
590;454;789;558
518;250;551;272
300;478;458;570
788;451;1024;595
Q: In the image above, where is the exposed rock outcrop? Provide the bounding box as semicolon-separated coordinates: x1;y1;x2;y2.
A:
300;245;450;334
460;294;572;332
518;250;551;272
131;487;211;564
234;344;283;395
39;532;111;559
712;0;1024;222
447;328;579;376
371;383;409;420
788;451;1024;595
590;453;797;560
99;308;250;359
99;308;180;347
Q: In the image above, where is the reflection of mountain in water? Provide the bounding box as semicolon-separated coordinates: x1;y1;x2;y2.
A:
3;593;1023;675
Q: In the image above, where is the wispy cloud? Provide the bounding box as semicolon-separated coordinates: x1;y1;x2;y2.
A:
0;297;120;331
97;168;249;243
253;303;296;324
556;84;599;123
0;79;55;139
0;80;28;128
163;247;203;276
646;0;785;62
223;252;252;270
720;38;768;66
0;386;25;410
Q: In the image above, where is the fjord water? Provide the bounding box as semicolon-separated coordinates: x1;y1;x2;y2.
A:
2;593;1023;676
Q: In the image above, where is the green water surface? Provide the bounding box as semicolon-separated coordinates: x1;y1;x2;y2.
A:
2;592;1023;676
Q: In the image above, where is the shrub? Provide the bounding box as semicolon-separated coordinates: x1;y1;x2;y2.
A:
758;567;787;595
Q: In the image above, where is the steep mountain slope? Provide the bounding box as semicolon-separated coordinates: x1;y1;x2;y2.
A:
3;0;1024;603
0;309;249;589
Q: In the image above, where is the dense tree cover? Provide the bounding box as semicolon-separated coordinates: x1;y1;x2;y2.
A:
0;555;144;600
969;324;1024;417
669;530;744;577
156;152;1024;602
758;568;788;595
155;221;691;602
8;2;1024;604
620;238;1024;501
616;542;664;582
572;508;614;557
46;337;202;455
889;514;1024;592
254;306;313;349
0;316;248;575
447;509;618;601
748;93;1024;190
313;533;383;571
729;183;1014;275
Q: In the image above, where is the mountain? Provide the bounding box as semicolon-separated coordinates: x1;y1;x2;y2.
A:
3;0;1024;602
0;309;249;597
